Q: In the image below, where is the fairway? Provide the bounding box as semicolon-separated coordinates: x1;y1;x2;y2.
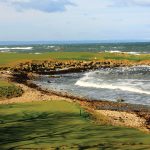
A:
0;52;150;67
0;101;150;149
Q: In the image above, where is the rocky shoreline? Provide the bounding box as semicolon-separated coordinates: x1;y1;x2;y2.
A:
1;59;150;75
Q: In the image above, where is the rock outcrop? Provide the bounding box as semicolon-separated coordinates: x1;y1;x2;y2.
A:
11;60;137;75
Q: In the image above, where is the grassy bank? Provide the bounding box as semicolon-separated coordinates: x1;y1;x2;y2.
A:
0;80;11;87
0;101;150;149
0;52;150;67
0;80;23;99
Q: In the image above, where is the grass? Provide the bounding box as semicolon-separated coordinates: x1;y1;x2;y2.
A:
0;52;150;67
0;80;23;99
0;79;12;87
0;101;150;149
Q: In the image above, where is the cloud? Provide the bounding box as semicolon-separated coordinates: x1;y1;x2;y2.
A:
110;0;150;7
0;0;75;13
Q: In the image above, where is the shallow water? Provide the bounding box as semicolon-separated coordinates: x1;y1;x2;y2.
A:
34;66;150;106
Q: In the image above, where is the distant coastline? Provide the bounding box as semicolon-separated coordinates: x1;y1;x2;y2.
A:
1;40;150;46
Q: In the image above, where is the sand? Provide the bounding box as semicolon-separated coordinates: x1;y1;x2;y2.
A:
0;83;72;104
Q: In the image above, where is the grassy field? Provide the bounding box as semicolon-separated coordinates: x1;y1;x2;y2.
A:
0;101;150;149
0;52;150;67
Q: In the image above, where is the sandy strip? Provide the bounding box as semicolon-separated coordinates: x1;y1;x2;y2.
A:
0;83;72;104
95;110;146;130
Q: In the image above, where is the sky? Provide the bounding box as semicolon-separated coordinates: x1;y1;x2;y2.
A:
0;0;150;41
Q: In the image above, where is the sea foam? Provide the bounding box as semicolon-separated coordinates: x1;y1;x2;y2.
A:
0;47;33;50
75;68;150;95
104;50;141;55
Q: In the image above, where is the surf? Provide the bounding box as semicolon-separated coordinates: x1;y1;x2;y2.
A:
75;67;150;95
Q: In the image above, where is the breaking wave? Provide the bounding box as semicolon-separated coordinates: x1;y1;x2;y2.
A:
75;67;150;95
0;47;33;50
104;50;142;55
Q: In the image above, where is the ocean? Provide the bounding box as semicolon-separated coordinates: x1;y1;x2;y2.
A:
34;66;150;106
0;41;150;54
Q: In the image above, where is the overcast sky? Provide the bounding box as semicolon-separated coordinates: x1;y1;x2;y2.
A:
0;0;150;41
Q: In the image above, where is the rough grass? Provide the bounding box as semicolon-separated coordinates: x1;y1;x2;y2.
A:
0;80;23;99
0;101;150;149
0;52;150;67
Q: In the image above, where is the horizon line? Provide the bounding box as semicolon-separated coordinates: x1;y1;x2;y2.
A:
0;40;150;46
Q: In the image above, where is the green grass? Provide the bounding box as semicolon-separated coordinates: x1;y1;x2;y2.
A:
0;79;12;87
0;52;96;66
0;101;150;149
0;52;150;67
0;80;23;99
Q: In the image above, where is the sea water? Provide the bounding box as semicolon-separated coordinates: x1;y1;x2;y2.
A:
0;42;150;54
34;66;150;106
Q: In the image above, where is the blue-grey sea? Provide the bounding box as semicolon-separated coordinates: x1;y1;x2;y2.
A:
34;66;150;106
0;41;150;54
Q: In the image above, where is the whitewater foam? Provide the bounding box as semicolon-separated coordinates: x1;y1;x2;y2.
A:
75;69;150;95
47;46;55;48
34;53;41;55
104;50;141;55
0;47;33;50
75;80;150;95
